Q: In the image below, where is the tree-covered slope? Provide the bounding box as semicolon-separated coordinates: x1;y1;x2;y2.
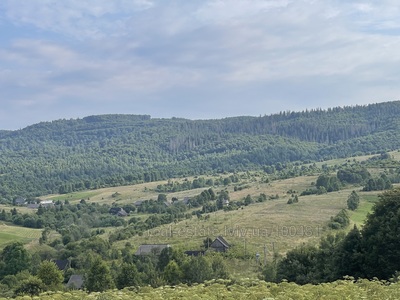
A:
1;101;400;201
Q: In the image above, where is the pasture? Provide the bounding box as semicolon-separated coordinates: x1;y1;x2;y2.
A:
0;223;41;249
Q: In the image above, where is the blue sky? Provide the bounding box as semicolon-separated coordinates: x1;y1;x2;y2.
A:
1;0;400;130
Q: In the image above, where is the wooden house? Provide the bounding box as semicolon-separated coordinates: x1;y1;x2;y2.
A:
210;236;230;252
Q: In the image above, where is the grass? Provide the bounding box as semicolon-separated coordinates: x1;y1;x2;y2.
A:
39;150;400;207
107;171;389;277
0;204;37;215
348;192;377;226
0;223;42;249
110;175;358;278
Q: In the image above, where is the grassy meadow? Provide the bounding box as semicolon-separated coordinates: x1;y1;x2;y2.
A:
0;223;42;249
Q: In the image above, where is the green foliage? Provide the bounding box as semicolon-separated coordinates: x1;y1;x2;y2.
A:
2;102;400;200
287;195;299;204
328;209;350;230
37;261;64;290
337;167;370;184
209;255;229;279
163;260;183;285
277;233;346;284
363;174;392;191
261;260;277;282
203;237;213;249
347;191;360;211
278;188;400;284
0;279;399;299
244;194;253;206
316;174;341;192
335;225;363;279
182;256;214;284
13;276;45;297
85;256;115;292
276;244;319;284
0;242;31;279
115;263;140;289
361;188;400;279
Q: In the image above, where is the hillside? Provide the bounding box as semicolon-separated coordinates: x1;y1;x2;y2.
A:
0;148;397;296
1;101;400;201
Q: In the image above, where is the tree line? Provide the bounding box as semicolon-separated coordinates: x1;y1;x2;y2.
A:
2;102;400;201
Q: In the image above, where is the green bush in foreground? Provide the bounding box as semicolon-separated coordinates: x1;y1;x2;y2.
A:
3;278;400;300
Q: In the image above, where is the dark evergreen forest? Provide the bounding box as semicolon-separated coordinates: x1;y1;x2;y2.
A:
1;101;400;201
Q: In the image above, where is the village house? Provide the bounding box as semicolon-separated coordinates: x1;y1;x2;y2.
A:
109;207;128;217
66;274;84;289
14;197;26;206
210;236;230;252
53;259;70;272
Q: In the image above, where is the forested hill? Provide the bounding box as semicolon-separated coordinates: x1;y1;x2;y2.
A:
1;101;400;201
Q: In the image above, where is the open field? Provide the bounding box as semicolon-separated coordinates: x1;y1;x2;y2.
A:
348;190;380;226
39;150;400;207
39;161;391;258
42;173;319;207
43;175;222;205
111;185;366;278
0;204;37;215
0;223;42;249
114;174;357;253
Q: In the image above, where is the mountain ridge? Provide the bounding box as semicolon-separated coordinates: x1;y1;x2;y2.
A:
1;101;400;201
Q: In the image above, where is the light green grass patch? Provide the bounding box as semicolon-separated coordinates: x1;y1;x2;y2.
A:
0;224;42;249
349;191;380;227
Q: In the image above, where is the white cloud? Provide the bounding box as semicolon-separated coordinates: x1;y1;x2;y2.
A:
195;0;291;22
1;0;154;39
1;0;400;129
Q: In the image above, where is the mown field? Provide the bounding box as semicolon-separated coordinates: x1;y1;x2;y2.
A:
0;223;42;249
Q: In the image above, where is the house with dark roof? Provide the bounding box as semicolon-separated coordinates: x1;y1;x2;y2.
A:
109;207;128;217
210;236;230;252
14;197;26;206
134;200;144;207
67;275;84;290
53;259;70;271
27;204;40;209
135;244;170;256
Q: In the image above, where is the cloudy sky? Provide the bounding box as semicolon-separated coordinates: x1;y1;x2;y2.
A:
1;0;400;129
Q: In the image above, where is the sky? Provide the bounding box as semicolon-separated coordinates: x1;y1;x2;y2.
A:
1;0;400;130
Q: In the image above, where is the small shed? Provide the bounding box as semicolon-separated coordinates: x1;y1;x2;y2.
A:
134;200;144;207
53;259;70;271
67;275;84;289
14;197;26;206
40;200;54;208
210;236;230;252
27;204;39;209
109;207;128;217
